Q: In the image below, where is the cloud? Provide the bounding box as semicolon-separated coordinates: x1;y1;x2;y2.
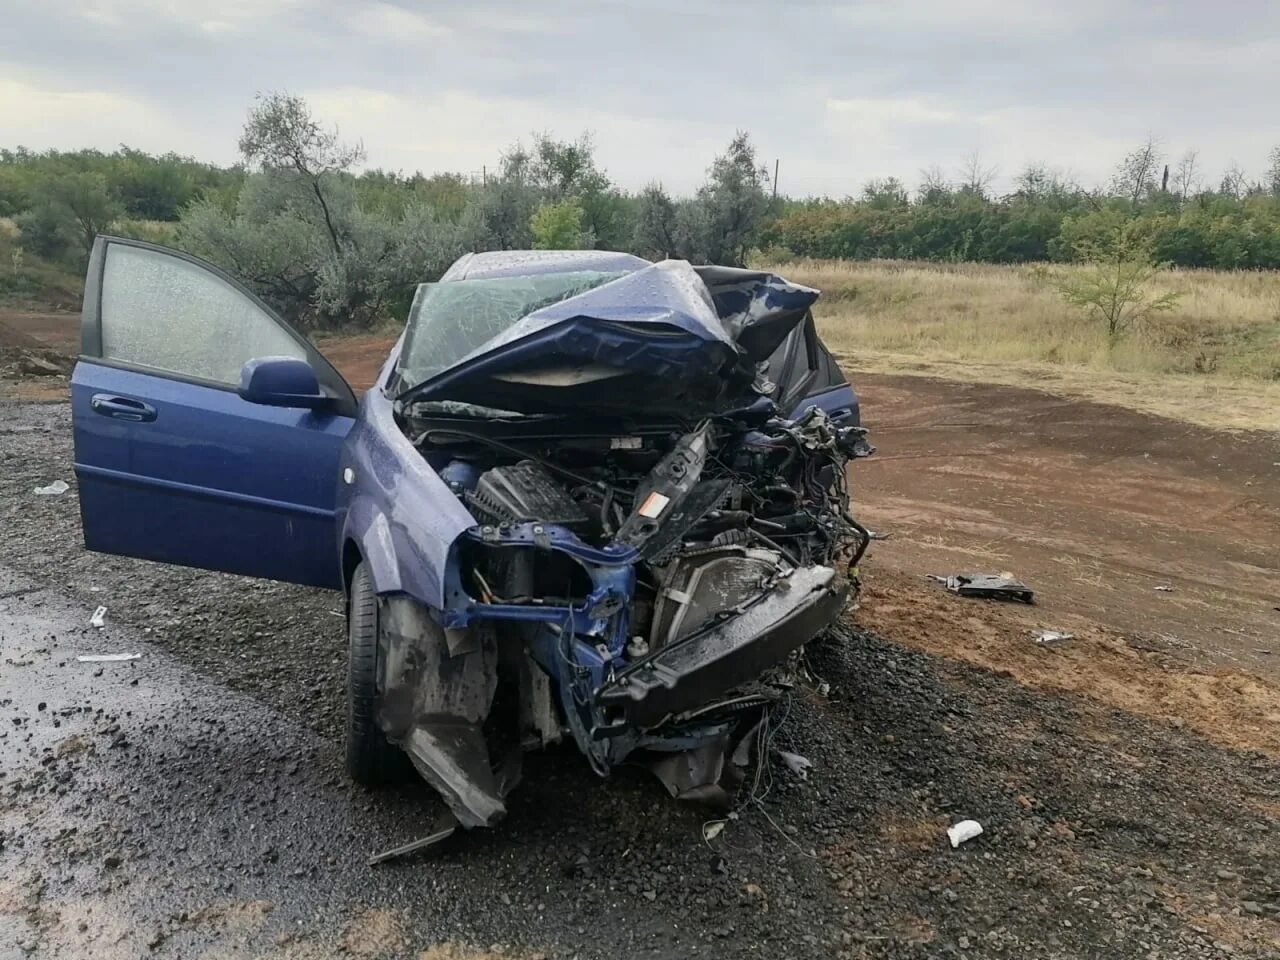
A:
0;71;231;161
3;0;1279;196
346;3;451;41
61;0;302;32
304;86;730;191
826;97;962;134
832;0;1102;33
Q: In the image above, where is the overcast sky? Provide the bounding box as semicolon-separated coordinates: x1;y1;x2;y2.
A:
3;0;1278;196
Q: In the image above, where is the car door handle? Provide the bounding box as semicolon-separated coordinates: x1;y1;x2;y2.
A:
90;394;157;422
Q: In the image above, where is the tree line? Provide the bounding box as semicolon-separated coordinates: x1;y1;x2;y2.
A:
2;96;1278;329
764;142;1280;271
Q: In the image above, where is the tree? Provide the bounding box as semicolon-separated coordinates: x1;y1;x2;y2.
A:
179;93;484;327
1049;219;1179;340
530;199;586;249
1218;162;1250;200
1111;137;1163;206
523;132;628;248
685;132;770;265
632;183;677;258
917;164;950;204
1171;149;1201;202
1265;145;1280;198
238;92;365;254
528;133;600;200
957;149;998;199
18;172;122;260
861;177;909;209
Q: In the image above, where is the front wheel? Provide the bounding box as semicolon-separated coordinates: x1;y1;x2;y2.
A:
345;561;411;785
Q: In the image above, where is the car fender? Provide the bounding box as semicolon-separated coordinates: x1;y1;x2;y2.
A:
337;386;475;609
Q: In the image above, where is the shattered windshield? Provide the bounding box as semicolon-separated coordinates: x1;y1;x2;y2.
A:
395;270;628;396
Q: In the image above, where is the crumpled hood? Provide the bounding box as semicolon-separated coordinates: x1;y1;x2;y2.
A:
396;260;819;417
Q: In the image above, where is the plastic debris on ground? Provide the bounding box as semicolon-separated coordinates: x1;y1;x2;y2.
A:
1155;585;1176;592
777;750;813;780
947;820;984;848
33;480;69;495
1034;630;1074;645
88;605;108;628
702;820;727;842
76;652;141;662
929;573;1035;604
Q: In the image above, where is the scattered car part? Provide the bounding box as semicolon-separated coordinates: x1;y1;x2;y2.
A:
947;820;984;847
1033;630;1074;645
931;573;1034;604
777;750;813;779
367;812;459;866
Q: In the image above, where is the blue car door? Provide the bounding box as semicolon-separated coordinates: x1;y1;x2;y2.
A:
72;236;358;589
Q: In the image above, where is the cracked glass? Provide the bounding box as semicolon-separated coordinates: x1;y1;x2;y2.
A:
100;244;306;386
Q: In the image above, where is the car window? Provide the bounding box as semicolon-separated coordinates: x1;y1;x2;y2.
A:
100;243;306;386
396;270;627;393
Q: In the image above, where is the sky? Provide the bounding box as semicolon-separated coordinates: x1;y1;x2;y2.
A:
2;0;1278;196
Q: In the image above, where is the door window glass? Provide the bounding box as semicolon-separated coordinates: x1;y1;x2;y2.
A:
100;243;305;386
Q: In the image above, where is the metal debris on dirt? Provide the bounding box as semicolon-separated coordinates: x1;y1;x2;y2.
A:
777;750;813;780
367;812;459;866
929;573;1035;604
33;479;69;495
76;652;141;662
1155;585;1176;592
947;820;984;848
1034;630;1074;645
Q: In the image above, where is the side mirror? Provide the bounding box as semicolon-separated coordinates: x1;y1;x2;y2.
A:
238;357;329;409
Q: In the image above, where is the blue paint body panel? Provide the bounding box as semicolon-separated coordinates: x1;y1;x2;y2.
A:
73;362;354;588
335;383;474;608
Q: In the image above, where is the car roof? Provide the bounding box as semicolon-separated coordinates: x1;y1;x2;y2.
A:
440;249;652;282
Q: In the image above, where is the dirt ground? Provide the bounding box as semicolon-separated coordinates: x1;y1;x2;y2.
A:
2;309;1279;958
845;371;1280;745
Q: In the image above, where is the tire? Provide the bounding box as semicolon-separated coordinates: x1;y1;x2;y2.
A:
345;561;411;785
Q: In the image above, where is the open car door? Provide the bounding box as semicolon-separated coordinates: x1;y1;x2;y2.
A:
72;236;358;589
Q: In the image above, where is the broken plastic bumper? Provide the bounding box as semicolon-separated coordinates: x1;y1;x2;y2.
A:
595;565;847;728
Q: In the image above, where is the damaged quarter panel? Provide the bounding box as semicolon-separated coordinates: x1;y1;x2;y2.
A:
336;367;474;606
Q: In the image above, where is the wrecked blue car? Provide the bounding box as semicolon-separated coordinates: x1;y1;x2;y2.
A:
72;239;870;837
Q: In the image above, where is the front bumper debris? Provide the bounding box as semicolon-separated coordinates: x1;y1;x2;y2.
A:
595;565;847;727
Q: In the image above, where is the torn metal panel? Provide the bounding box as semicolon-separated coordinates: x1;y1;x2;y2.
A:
647;735;731;805
394;260;820;417
377;596;502;828
598;566;848;728
932;573;1035;604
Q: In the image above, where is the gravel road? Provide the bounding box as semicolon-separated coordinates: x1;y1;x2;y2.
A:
2;397;1278;959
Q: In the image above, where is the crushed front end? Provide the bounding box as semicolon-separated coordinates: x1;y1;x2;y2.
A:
396;404;870;827
378;257;874;831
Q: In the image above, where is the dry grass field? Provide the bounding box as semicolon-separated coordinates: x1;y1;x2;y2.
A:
772;258;1280;431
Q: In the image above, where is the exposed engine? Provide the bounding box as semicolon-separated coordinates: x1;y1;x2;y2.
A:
416;405;872;653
